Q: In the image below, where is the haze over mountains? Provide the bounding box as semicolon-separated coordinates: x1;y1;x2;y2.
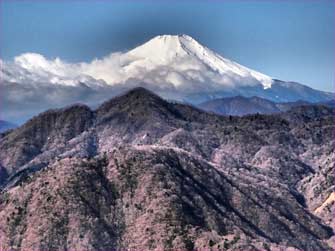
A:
199;96;335;116
1;34;332;123
0;120;16;133
0;87;333;250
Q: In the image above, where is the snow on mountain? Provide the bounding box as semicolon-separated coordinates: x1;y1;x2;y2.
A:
3;35;272;90
125;34;273;89
0;34;332;123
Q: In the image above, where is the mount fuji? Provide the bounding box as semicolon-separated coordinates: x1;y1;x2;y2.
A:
1;34;332;123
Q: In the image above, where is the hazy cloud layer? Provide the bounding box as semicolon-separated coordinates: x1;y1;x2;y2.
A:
0;35;331;124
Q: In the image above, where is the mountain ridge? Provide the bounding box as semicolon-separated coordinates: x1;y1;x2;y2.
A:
197;95;329;116
0;87;333;250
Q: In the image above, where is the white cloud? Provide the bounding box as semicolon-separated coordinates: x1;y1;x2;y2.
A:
5;35;273;92
0;35;277;123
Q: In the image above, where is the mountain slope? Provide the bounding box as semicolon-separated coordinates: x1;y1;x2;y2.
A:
1;35;332;123
0;87;333;250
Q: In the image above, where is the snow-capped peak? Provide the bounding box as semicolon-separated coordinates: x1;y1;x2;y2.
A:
127;34;191;64
128;34;215;65
127;34;273;89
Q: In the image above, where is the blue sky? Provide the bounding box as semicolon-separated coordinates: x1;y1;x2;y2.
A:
1;0;334;92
